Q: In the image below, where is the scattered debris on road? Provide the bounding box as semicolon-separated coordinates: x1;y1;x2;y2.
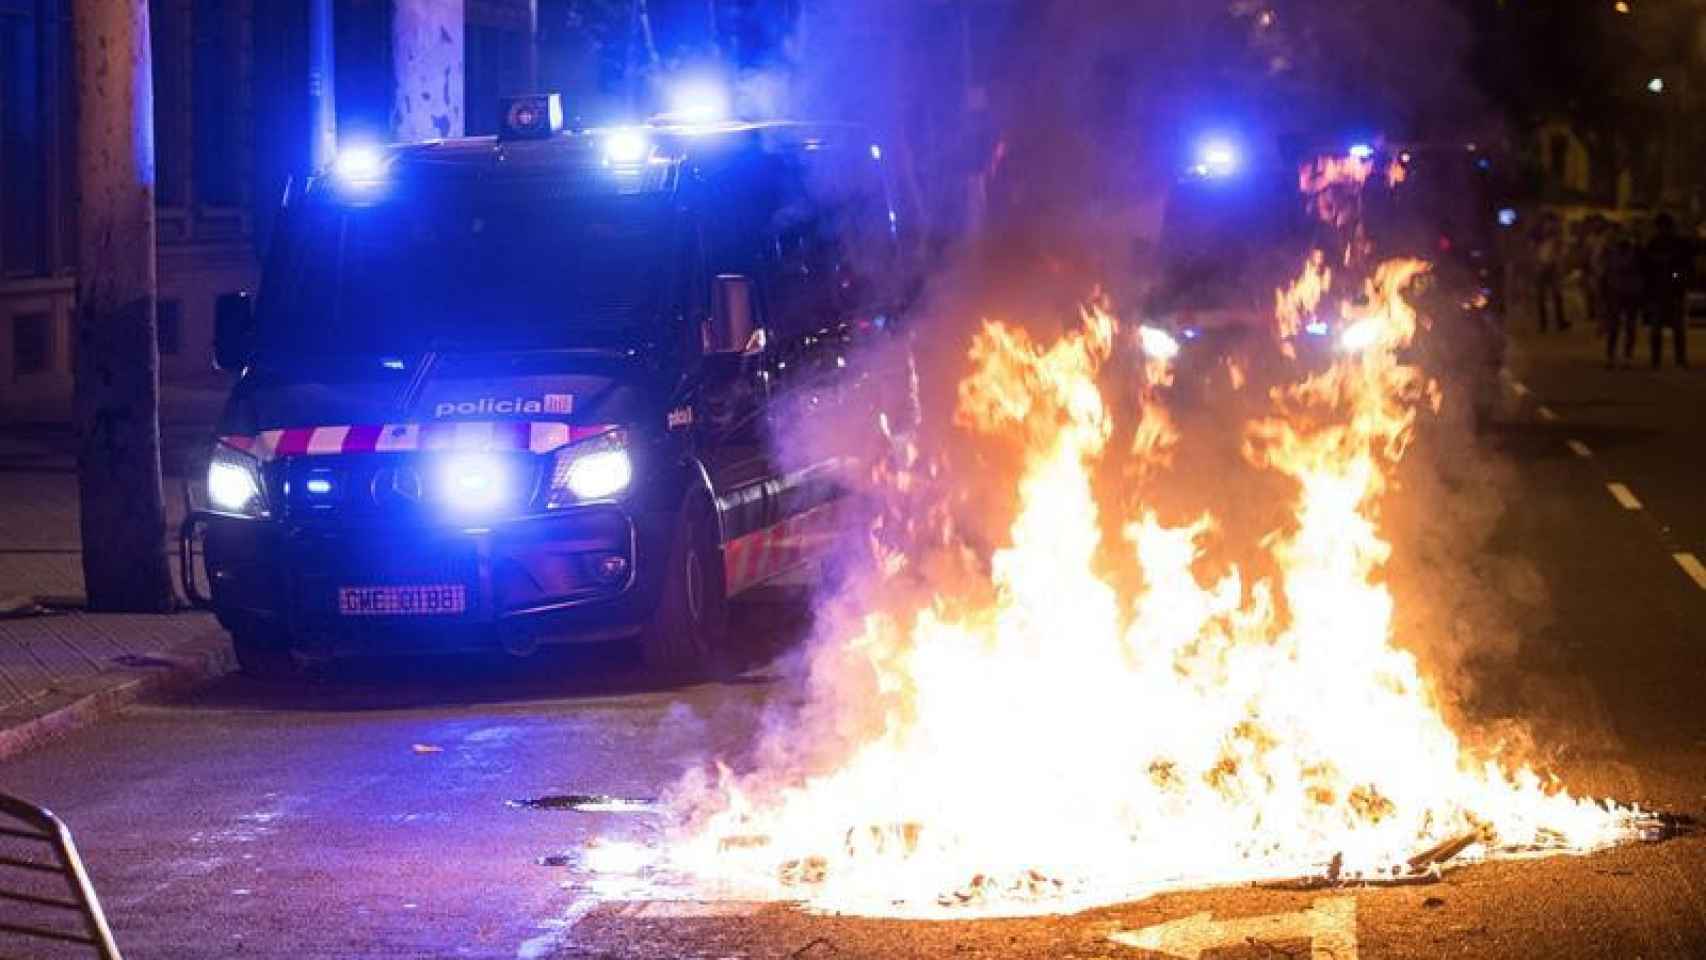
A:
0;594;46;618
1406;829;1486;872
789;936;837;958
1634;811;1698;843
507;794;657;813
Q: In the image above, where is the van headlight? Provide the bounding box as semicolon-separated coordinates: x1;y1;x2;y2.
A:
1337;318;1381;353
207;444;267;518
546;432;633;507
1138;325;1181;361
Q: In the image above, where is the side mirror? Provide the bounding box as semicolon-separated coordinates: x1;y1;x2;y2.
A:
213;292;254;371
706;275;757;355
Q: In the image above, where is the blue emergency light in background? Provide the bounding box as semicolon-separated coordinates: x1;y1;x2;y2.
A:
1348;142;1375;160
1191;136;1242;179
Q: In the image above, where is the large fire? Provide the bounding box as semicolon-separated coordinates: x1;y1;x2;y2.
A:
662;186;1634;918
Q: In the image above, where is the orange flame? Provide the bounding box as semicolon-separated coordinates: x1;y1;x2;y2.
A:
666;258;1629;915
1275;249;1333;340
666;160;1631;914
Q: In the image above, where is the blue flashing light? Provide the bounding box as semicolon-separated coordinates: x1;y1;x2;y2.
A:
870;143;883;161
1192;137;1242;179
1348;143;1375;160
333;144;385;182
1305;319;1330;337
1498;208;1519;228
381;357;406;371
305;477;333;496
439;454;509;513
1182;328;1200;340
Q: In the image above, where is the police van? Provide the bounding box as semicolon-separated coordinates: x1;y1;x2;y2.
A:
185;96;908;678
1143;137;1506;422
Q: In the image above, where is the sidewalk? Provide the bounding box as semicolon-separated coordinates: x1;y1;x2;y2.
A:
0;389;234;760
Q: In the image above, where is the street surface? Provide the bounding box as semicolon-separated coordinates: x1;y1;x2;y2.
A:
3;326;1706;959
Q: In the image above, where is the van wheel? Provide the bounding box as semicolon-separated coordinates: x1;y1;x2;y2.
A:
640;501;727;677
231;626;302;682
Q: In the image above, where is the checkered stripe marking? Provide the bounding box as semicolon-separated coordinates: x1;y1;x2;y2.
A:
219;422;615;461
722;498;850;596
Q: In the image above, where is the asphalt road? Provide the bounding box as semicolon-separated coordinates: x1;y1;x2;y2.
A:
3;325;1706;959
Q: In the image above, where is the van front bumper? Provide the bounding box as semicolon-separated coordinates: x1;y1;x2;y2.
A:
201;505;673;655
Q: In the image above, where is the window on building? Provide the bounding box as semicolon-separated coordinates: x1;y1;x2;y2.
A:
157;300;182;356
0;7;46;276
192;0;244;206
12;313;51;377
150;0;187;207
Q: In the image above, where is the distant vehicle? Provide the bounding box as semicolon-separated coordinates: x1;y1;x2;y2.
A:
1142;138;1507;423
1144;144;1310;364
183;96;910;678
1367;142;1509;423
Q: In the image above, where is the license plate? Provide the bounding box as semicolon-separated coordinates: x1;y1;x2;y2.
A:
337;584;467;616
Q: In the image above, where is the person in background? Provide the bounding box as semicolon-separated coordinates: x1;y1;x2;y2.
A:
1641;212;1692;369
1533;215;1568;332
1602;226;1644;368
1582;215;1611;334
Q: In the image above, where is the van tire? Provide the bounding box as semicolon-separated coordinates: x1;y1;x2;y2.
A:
639;500;727;677
231;626;302;682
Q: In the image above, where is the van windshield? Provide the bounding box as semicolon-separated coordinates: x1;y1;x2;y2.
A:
1154;174;1308;312
259;194;677;357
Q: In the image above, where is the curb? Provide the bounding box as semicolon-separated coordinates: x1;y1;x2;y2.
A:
0;630;235;763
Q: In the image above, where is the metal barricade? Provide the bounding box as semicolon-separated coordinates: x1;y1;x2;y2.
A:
0;792;122;960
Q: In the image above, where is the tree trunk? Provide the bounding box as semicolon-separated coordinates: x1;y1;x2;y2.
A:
71;0;175;612
392;0;464;141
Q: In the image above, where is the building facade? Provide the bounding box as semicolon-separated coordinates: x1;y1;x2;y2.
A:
0;0;533;419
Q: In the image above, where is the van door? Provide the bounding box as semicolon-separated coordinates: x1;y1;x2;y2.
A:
689;214;774;552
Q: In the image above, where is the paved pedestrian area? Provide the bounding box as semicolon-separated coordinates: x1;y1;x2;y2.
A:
0;388;228;739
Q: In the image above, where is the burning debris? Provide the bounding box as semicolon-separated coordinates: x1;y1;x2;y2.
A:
656;162;1640;918
508;794;658;814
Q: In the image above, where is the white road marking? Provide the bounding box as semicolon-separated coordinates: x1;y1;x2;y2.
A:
1674;553;1706;591
1111;896;1358;959
1567;440;1593;459
523;893;617;960
1607;483;1644;511
1538;405;1560;422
